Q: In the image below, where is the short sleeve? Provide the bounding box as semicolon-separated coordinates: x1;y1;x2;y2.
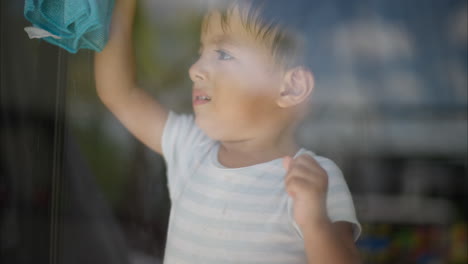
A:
318;157;361;240
288;154;361;241
161;111;208;201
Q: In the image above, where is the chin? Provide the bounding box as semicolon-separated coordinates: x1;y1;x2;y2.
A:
194;115;230;141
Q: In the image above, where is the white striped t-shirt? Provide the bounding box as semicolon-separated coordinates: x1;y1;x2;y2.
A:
161;112;361;264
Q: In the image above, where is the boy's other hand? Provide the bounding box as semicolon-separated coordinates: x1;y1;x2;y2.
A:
283;155;329;230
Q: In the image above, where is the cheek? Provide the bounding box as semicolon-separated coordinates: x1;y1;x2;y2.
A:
218;94;277;129
219;67;278;99
209;62;279;125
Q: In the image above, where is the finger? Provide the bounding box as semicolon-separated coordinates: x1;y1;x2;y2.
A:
295;155;328;176
285;172;328;201
283;156;293;171
285;167;315;187
294;154;321;170
285;177;309;199
285;161;328;190
285;163;311;181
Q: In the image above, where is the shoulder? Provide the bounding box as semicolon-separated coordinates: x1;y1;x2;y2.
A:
162;111;215;165
297;149;343;177
163;111;213;146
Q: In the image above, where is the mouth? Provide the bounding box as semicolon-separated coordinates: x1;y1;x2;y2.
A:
193;89;212;106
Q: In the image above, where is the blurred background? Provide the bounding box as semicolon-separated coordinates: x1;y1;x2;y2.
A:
1;0;466;263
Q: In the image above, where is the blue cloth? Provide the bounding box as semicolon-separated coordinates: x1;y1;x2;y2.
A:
24;0;114;53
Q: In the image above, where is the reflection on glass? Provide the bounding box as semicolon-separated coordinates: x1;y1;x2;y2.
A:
1;0;466;264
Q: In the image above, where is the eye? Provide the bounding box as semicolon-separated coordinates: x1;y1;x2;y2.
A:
215;50;234;60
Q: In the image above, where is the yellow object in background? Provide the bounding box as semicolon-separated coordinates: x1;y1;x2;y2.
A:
450;222;467;263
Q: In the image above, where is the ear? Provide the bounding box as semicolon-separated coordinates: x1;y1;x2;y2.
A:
276;67;314;108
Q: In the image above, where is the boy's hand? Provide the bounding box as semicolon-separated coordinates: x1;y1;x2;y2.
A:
283;154;329;230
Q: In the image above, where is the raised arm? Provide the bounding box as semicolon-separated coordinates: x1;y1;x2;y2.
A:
94;0;168;155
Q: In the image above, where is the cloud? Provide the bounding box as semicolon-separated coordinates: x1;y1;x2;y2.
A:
382;70;425;104
314;70;426;107
333;18;414;64
449;4;468;46
313;74;371;107
446;60;468;102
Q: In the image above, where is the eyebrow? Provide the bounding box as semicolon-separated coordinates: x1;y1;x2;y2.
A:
201;34;239;48
214;35;239;46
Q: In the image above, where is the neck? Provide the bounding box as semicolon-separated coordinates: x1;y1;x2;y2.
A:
217;128;299;168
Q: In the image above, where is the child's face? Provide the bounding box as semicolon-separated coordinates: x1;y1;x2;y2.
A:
189;8;284;141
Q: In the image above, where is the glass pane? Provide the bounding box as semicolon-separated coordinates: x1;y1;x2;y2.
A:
1;0;466;264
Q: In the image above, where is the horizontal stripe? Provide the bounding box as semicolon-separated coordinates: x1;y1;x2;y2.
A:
181;186;287;214
163;113;359;264
197;165;286;186
189;181;288;204
165;243;304;264
190;172;285;195
166;235;304;264
170;219;302;253
172;214;298;245
174;201;288;230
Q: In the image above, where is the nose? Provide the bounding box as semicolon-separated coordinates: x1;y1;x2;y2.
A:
189;57;207;82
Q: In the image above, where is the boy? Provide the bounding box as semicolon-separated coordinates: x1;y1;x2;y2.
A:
95;0;361;263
